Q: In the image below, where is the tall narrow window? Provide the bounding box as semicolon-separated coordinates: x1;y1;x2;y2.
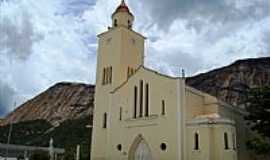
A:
102;68;106;85
134;86;137;118
107;67;110;84
194;133;199;150
119;107;122;121
224;132;229;150
128;20;132;29
109;66;112;83
105;68;108;84
103;113;107;128
139;80;143;117
127;67;131;78
127;67;134;78
127;68;130;78
161;100;165;115
232;133;236;150
145;83;149;117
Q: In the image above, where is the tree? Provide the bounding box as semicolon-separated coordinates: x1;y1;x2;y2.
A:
245;86;270;137
245;86;270;156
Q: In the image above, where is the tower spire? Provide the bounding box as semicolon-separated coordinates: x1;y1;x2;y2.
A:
121;0;125;5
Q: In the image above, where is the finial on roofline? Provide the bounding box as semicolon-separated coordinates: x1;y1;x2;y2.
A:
121;0;125;5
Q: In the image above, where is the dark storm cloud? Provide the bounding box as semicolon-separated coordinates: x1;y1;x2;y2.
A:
132;0;270;31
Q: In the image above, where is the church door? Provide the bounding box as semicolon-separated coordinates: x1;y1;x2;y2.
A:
134;140;153;160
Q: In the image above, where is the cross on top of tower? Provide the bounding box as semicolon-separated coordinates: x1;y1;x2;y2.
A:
112;0;133;17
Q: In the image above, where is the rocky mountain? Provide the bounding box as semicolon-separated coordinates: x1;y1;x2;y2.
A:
186;57;270;107
2;82;95;126
2;57;270;126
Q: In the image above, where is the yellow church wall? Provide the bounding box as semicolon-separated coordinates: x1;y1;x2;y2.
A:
187;122;237;160
187;126;211;160
185;85;253;160
185;88;205;120
185;87;220;120
107;68;183;160
119;27;145;83
212;124;237;160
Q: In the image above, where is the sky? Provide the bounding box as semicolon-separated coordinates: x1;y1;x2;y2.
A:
0;0;270;116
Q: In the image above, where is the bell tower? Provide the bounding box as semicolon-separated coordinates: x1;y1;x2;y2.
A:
91;1;146;159
95;0;145;90
112;0;134;29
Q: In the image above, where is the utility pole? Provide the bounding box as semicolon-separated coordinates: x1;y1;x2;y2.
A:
49;138;54;160
5;102;16;160
76;145;80;160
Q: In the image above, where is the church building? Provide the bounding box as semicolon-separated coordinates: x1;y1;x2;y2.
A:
91;1;251;160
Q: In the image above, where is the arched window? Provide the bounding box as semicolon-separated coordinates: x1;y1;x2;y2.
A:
161;100;165;115
103;113;107;128
194;133;199;150
224;132;229;150
114;19;118;27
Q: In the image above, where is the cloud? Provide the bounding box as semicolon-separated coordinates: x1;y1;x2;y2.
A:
1;0;270;116
128;0;270;76
0;10;39;60
131;0;270;32
0;0;98;115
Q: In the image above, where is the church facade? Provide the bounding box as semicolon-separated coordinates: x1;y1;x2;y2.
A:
91;1;251;160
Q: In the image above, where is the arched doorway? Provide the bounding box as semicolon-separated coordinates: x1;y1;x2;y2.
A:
129;135;153;160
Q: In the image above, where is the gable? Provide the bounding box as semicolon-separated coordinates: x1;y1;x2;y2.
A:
111;66;178;94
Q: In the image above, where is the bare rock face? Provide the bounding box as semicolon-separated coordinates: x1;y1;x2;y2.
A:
3;82;95;126
187;57;270;107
